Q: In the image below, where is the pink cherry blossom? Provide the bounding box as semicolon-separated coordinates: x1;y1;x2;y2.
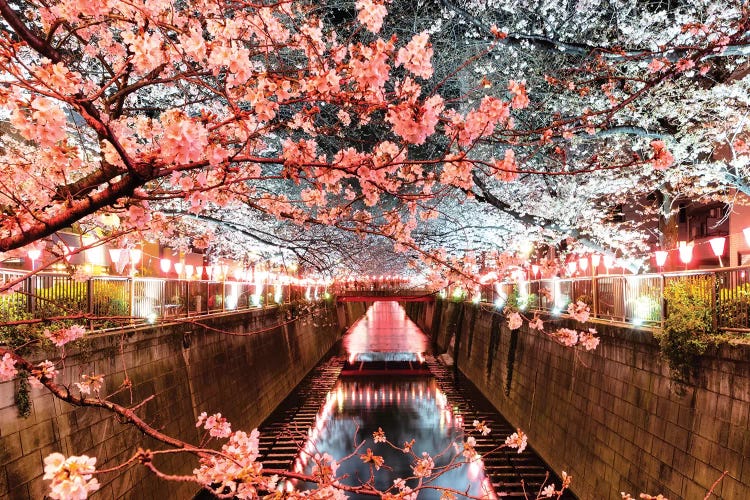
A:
75;374;104;396
555;328;579;347
541;484;556;497
507;311;522;330
0;353;18;382
508;80;530;109
504;429;528;453
412;452;434;477
356;0;388;34
650;140;674;170
567;300;590;323
529;317;544;330
43;452;100;500
395;32;433;79
647;58;666;73
44;324;87;347
28;360;57;389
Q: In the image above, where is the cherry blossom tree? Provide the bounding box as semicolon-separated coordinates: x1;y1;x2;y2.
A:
0;0;748;496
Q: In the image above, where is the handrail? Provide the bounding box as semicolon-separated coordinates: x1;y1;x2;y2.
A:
5;266;750;332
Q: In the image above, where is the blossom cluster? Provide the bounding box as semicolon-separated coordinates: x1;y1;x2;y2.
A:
44;325;87;347
43;453;100;499
0;353;17;382
196;411;232;438
29;360;57;388
194;427;278;498
567;301;590;323
504;429;528;453
74;374;104;396
553;327;600;351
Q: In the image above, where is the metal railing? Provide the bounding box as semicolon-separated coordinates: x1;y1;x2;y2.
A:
447;265;750;332
6;265;750;332
0;268;318;330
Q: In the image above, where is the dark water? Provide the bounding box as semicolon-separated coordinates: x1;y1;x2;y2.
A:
290;302;492;498
293;378;491;498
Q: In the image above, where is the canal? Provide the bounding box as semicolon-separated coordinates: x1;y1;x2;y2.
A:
256;301;574;498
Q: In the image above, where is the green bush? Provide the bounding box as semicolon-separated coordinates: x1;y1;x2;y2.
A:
660;277;716;386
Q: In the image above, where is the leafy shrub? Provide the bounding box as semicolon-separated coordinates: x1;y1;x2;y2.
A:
660;277;716;386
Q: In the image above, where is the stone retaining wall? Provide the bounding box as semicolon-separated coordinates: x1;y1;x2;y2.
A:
406;300;750;499
0;301;366;499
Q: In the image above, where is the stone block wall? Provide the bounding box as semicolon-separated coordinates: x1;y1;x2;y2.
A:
407;300;750;499
0;301;366;499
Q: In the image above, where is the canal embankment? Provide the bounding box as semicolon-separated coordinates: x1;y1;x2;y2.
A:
406;300;750;499
0;301;366;499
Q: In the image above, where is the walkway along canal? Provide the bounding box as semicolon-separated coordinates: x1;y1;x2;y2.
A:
253;301;574;498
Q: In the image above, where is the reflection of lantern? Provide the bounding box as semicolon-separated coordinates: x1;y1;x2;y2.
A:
160;258;172;273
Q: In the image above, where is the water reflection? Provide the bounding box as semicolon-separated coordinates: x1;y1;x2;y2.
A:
343;301;429;363
293;378;493;499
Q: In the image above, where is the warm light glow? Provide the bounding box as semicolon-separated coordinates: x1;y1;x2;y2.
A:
744;227;750;247
185;264;194;278
128;248;142;265
531;264;540;277
567;260;577;275
196;266;203;279
678;241;693;265
603;254;615;269
654;250;668;267
108;248;122;264
578;256;589;272
27;248;41;261
160;258;171;273
709;237;726;257
591;254;601;268
174;262;183;276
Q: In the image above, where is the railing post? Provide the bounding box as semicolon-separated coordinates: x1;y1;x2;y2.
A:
659;275;665;329
592;276;599;319
27;275;36;315
128;277;134;323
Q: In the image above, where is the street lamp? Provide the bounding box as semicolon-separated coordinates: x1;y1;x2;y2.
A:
603;255;615;274
531;264;540;278
174;262;184;278
709;237;726;267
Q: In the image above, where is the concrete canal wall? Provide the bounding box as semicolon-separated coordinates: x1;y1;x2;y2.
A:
406;300;750;499
0;301;366;499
